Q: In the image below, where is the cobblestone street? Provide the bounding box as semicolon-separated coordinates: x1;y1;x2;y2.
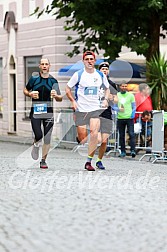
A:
0;141;167;252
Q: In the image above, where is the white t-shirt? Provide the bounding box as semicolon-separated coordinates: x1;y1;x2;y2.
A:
67;69;109;112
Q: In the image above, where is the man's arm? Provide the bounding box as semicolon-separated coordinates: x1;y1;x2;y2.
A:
65;85;78;110
51;81;63;102
50;89;62;102
54;94;62;102
131;101;136;119
23;87;38;99
101;88;110;108
23;87;31;97
104;88;110;100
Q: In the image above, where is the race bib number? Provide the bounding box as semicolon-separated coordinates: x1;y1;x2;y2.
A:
84;87;97;95
34;104;47;114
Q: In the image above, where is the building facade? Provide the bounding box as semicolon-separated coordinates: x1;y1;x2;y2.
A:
0;0;78;140
0;0;167;142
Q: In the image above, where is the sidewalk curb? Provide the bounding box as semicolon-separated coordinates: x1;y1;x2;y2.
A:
0;135;32;145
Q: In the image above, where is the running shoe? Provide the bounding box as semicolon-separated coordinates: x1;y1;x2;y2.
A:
96;161;105;170
31;144;39;160
40;160;48;169
84;162;95;171
118;152;126;157
131;150;136;158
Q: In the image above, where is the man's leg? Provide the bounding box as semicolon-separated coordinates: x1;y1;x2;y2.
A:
77;125;88;144
30;116;42;160
88;117;100;158
40;117;54;168
96;116;112;169
75;111;88;144
127;119;136;157
42;144;50;161
31;116;43;143
98;133;110;159
117;119;126;155
84;117;100;171
95;132;109;169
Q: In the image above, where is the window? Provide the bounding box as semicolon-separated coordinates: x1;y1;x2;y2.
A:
24;56;41;118
0;58;3;118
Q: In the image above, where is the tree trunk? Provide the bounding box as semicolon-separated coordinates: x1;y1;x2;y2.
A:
146;12;160;61
158;89;161;110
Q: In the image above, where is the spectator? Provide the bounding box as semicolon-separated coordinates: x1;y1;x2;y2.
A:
141;110;152;139
135;83;153;122
139;110;152;152
113;82;136;158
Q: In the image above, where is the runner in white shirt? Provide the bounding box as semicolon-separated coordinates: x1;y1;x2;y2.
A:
65;51;110;171
67;67;109;112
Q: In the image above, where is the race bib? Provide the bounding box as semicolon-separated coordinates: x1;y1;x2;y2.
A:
84;87;97;95
34;103;47;114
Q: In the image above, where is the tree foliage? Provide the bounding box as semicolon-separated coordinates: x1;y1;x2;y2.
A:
34;0;167;60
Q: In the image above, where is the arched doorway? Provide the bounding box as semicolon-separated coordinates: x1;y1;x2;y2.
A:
3;11;18;134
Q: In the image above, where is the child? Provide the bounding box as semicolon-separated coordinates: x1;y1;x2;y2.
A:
141;110;152;139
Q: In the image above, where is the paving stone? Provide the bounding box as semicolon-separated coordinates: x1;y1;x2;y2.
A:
0;142;167;252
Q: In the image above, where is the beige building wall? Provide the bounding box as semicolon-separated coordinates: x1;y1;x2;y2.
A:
0;0;166;140
0;0;77;139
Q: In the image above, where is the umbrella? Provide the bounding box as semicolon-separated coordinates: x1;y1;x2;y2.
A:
58;59;145;79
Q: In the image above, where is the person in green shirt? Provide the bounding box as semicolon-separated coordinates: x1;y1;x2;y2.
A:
164;112;167;126
113;82;136;157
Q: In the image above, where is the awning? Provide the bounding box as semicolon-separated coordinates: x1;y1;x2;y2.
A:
58;59;145;80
